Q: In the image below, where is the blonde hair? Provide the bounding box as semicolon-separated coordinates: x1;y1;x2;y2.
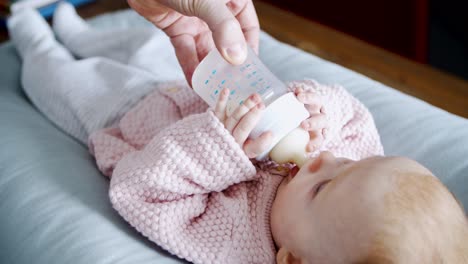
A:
357;173;468;264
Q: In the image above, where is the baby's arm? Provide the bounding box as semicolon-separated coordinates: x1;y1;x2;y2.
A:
289;80;384;160
108;110;258;263
89;83;208;176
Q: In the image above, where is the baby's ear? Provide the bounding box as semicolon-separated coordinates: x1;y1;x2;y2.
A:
276;247;303;264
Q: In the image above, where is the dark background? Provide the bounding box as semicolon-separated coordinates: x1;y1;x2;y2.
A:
429;0;468;80
263;0;468;80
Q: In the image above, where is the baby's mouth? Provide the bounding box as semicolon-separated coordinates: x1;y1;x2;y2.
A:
289;166;300;178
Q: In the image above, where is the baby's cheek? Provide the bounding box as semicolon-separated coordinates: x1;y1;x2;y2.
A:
271;183;295;227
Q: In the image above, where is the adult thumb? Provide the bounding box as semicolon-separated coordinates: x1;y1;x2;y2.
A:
162;0;248;65
201;1;248;65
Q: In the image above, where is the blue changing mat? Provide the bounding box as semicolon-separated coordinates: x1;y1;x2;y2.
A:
1;9;467;264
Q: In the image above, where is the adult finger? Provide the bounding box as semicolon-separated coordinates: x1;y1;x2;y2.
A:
195;29;216;62
227;0;260;54
127;0;173;26
232;103;264;146
243;131;273;158
224;93;261;132
161;0;248;65
170;34;200;85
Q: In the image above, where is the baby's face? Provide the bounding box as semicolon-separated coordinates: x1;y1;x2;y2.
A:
270;152;433;263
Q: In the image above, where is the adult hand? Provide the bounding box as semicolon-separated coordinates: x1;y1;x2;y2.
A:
213;88;273;159
128;0;260;85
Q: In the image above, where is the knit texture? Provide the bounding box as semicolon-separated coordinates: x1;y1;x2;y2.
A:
288;79;384;160
89;81;384;264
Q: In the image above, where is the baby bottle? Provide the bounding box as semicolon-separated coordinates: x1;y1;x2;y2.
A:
192;47;310;167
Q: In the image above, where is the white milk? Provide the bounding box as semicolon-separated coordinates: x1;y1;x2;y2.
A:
192;47;309;162
269;128;310;167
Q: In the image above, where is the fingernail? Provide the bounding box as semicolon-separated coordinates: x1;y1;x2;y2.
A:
250;94;259;102
223;44;247;65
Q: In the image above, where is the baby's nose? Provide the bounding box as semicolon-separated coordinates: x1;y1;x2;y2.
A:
307;151;335;172
318;151;336;163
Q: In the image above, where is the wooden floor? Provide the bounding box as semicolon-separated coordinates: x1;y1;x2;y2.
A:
1;0;466;117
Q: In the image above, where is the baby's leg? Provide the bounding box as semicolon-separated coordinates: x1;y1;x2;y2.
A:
52;2;184;82
8;9;160;144
8;8;89;143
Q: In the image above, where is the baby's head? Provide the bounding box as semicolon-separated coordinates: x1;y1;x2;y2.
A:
270;152;468;263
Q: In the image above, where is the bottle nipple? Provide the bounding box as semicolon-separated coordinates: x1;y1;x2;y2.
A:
269;128;309;167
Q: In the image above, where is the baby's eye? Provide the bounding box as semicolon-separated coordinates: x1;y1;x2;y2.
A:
313;179;331;198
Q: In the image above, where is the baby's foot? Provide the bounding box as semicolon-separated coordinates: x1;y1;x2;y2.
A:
7;8;55;58
51;1;121;59
52;2;90;46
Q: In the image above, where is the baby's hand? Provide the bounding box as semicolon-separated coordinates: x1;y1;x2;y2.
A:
293;87;328;152
213;88;273;159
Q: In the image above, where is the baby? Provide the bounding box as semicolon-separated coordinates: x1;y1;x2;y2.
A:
8;4;468;264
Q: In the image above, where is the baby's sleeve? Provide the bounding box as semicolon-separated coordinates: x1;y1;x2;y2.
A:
107;111;258;263
88;127;137;177
117;83;208;149
327;91;384;159
289;80;384;160
111;110;257;195
89;83;209;176
88;86;183;176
